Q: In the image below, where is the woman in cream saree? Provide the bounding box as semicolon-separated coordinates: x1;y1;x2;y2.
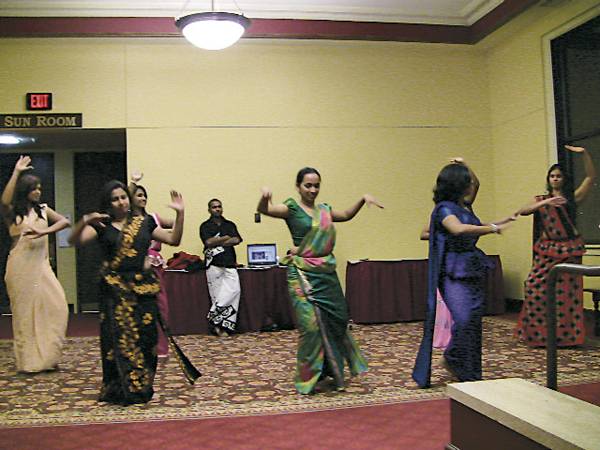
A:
2;156;69;373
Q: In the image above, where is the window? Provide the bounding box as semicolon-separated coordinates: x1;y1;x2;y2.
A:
552;15;600;244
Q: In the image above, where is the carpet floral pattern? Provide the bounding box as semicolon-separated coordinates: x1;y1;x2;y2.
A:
1;317;599;428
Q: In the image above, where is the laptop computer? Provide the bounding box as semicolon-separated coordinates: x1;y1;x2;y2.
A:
247;243;278;267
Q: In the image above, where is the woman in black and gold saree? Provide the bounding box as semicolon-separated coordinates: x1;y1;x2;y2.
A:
69;180;186;405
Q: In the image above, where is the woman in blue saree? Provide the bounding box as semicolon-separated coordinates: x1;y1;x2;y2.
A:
257;167;383;394
413;163;512;388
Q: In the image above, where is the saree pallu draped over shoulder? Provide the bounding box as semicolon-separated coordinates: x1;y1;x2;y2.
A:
283;198;367;394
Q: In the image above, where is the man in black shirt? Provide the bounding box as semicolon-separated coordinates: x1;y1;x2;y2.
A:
199;198;242;337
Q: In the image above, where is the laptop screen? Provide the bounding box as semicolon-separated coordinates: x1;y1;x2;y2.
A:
247;244;277;266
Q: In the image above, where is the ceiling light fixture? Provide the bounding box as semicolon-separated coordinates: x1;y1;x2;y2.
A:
175;0;251;50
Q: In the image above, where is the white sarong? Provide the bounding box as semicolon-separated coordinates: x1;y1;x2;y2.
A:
205;265;240;332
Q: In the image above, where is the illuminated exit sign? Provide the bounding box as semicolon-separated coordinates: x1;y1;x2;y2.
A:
26;93;52;111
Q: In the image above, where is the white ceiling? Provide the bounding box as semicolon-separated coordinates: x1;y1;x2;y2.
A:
0;0;505;26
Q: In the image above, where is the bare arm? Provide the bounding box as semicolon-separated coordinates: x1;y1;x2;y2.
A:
441;214;507;236
204;235;241;247
257;187;289;219
490;212;519;226
517;196;566;216
222;236;241;247
1;156;33;213
566;145;597;203
158;216;174;229
68;212;109;246
151;191;184;246
23;207;71;239
204;235;226;248
331;194;384;222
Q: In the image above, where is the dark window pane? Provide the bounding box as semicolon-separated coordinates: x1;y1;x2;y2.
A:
565;47;600;137
571;134;600;244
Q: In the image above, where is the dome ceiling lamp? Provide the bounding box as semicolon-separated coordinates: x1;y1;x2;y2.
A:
175;0;251;50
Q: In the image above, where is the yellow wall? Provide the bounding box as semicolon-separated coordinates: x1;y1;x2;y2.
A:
0;38;497;301
125;41;498;285
481;0;600;305
1;0;599;309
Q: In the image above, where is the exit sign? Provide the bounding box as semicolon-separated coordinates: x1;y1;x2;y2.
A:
26;93;52;111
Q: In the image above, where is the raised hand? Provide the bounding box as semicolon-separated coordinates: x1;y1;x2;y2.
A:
450;157;465;165
130;169;144;183
14;155;33;174
565;145;585;153
260;186;273;201
168;190;184;213
363;194;384;209
83;212;111;227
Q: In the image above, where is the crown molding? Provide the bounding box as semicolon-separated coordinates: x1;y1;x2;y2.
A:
0;0;538;45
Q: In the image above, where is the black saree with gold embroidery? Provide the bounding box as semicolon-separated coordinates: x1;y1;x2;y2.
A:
94;215;161;405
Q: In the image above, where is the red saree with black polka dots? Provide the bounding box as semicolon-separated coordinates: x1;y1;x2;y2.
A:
516;195;586;347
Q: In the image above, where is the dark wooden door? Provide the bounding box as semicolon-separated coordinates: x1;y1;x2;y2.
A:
0;153;55;313
74;152;126;312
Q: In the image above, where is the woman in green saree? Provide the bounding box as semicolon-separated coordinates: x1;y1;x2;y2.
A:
258;167;383;394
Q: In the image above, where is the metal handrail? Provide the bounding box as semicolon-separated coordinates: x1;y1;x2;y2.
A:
546;263;600;390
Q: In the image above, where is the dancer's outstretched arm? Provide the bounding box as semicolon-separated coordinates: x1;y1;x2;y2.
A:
257;187;289;219
331;194;384;222
489;212;519;226
517;196;566;216
442;215;509;236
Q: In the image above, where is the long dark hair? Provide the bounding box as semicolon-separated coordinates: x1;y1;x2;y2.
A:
433;164;471;204
295;167;321;186
99;180;131;218
545;163;577;222
131;184;148;216
12;174;43;224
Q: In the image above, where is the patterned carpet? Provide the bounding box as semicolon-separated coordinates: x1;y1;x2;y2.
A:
1;316;599;428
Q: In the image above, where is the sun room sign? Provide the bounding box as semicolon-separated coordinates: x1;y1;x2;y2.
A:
0;113;83;128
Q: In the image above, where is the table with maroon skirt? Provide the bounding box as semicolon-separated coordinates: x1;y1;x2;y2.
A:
345;255;504;324
162;266;297;335
163;256;504;334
